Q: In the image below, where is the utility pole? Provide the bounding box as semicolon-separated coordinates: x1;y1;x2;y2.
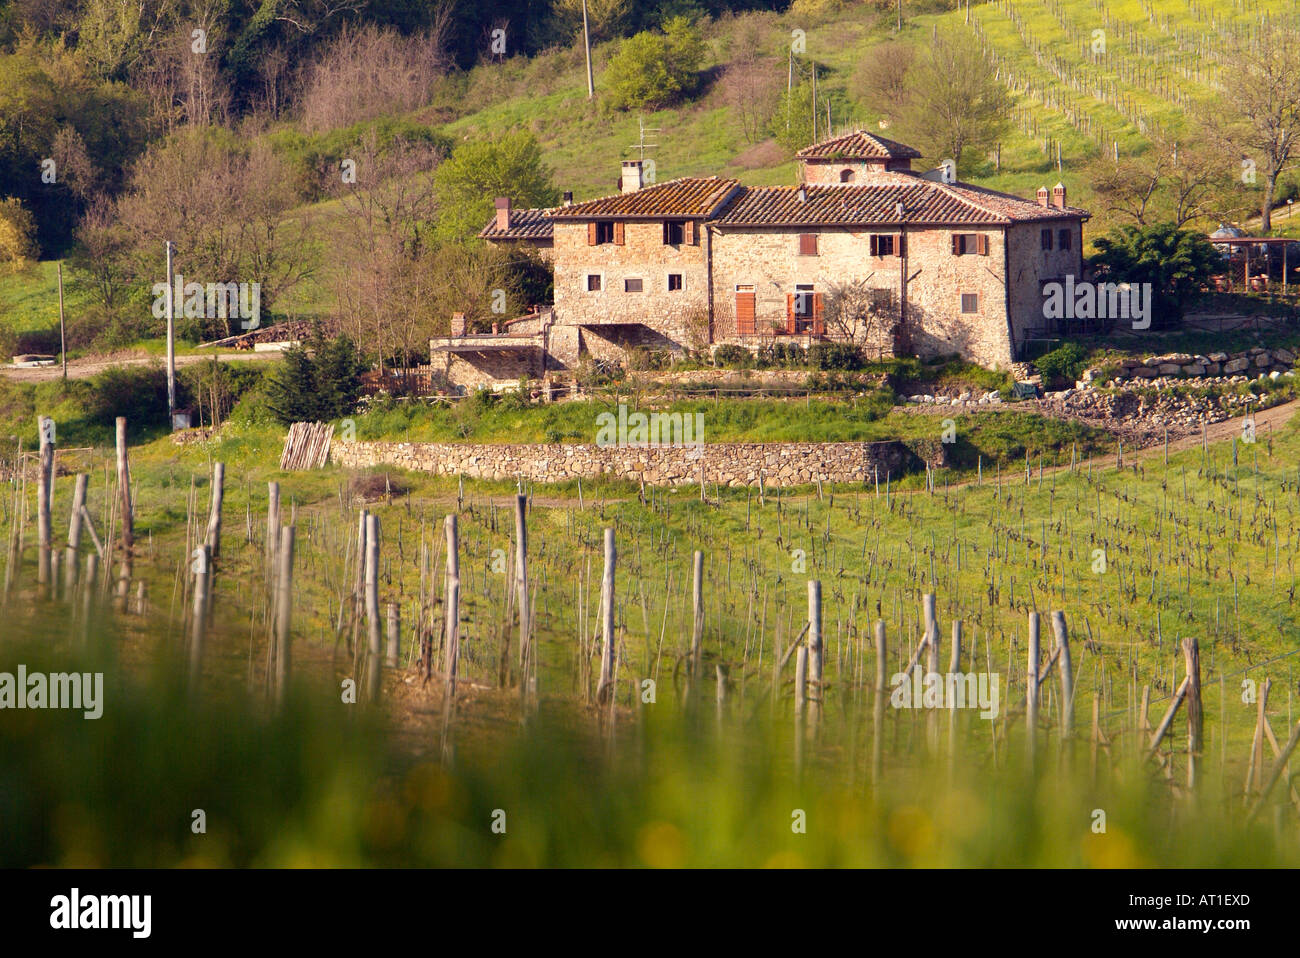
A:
56;262;66;381
582;0;594;99
165;241;176;422
811;63;817;142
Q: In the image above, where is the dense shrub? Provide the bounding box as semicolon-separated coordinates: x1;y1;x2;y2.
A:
626;346;674;371
89;365;187;437
711;344;752;368
1034;342;1089;388
807;343;864;370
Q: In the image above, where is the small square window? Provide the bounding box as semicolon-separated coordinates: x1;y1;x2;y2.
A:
663;221;685;245
1041;229;1053;251
586;274;602;292
624;278;643;293
595;222;615;244
961;293;979;314
870;234;896;257
1059;229;1072;251
667;273;684;291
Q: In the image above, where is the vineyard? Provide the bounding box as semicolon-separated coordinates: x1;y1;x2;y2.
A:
966;0;1298;181
2;404;1299;866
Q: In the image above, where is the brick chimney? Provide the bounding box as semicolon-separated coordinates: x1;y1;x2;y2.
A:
1052;183;1067;209
494;197;511;231
451;311;466;337
1036;186;1050;208
621;160;643;193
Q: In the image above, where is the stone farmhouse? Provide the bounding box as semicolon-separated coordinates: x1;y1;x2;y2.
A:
432;130;1088;388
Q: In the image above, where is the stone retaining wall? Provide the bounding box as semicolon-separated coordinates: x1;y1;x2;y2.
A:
330;438;940;488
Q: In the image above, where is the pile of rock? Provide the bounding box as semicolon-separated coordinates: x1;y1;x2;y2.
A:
1092;347;1295;387
905;390;1003;406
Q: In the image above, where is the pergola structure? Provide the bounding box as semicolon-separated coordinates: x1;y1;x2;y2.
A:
1208;237;1300;294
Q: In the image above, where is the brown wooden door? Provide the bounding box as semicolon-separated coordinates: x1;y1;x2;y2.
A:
735;286;756;336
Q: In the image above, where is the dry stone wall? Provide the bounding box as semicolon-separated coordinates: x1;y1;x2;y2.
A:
331;438;939;488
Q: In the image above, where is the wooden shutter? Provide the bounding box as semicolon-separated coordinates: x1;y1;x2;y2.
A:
613;221;625;245
736;290;756;335
951;234;961;255
686;220;697;245
812;293;825;336
977;233;989;256
799;233;818;256
894;233;904;256
587;222;598;245
786;294;796;333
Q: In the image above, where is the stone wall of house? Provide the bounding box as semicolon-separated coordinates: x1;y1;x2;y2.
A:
552;220;710;343
1006;218;1085;355
800;160;911;184
330;438;941;488
709;225;1016;368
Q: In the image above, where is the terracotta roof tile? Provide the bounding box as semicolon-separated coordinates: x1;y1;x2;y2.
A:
715;178;1087;227
548;177;742;220
795;130;922;161
479;207;554;240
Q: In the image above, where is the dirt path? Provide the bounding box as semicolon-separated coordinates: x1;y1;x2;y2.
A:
0;350;280;382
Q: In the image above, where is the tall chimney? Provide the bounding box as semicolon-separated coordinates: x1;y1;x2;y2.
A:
562;190;573;206
1052;183;1067;209
1036;186;1049;208
451;312;466;337
494;196;511;231
621;160;643;193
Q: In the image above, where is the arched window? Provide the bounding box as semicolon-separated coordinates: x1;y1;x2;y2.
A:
840;169;855;183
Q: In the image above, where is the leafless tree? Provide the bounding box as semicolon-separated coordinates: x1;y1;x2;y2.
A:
1204;23;1300;232
823;279;898;353
720;58;784;144
296;20;451;133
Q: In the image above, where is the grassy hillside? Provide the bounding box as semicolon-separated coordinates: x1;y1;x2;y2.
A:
5;0;1298;346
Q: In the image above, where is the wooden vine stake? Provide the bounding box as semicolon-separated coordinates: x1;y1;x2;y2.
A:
274;527;295;707
596;528;617;706
37;416;54;592
364;514;381;703
65;473;86;595
205;462;225;558
1182;637;1202;789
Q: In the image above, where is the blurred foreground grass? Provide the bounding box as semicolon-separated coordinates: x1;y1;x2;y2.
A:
1;604;1294;868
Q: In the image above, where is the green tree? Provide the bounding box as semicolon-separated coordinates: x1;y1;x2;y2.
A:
1089;224;1218;327
433;132;558;242
265;333;364;424
768;79;816;154
604;16;705;111
0;198;39;271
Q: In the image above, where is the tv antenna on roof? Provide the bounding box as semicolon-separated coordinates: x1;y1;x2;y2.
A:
629;116;660;162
